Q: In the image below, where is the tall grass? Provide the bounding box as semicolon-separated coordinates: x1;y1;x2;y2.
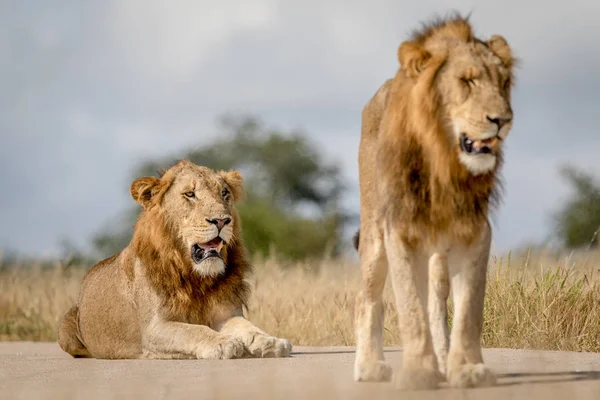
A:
1;250;599;351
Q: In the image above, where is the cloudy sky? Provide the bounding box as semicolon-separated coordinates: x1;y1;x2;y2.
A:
1;0;599;258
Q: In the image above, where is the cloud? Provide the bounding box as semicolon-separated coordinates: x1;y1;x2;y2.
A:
105;0;277;82
1;1;599;257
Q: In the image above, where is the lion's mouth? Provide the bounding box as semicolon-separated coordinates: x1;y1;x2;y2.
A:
460;133;499;155
191;237;224;264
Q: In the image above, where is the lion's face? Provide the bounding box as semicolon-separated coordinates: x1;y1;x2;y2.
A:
399;28;515;177
436;39;513;175
130;161;245;277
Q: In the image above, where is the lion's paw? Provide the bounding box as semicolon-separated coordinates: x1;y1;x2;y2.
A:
436;358;448;378
354;360;393;382
197;336;245;360
273;338;293;357
247;334;292;358
395;366;441;391
447;363;496;388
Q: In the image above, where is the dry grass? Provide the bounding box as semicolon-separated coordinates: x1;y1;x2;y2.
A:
1;250;600;352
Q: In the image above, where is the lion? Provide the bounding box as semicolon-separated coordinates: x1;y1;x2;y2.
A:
58;160;292;360
352;14;516;390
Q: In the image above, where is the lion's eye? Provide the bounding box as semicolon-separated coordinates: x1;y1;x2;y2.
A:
184;191;195;198
221;188;230;200
461;77;476;86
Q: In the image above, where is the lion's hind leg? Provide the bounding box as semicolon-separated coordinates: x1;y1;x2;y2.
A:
58;305;90;358
354;230;392;382
385;227;442;391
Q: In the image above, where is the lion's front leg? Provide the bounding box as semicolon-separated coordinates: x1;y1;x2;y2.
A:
142;319;245;360
428;253;450;377
216;313;292;358
385;225;442;391
446;225;496;389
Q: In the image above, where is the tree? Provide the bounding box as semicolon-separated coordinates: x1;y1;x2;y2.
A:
553;164;600;249
92;115;353;261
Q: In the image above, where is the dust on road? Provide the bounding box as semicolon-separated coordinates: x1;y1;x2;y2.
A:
1;343;599;399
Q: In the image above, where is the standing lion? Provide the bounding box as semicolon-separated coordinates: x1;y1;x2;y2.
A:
353;14;516;390
58;160;292;360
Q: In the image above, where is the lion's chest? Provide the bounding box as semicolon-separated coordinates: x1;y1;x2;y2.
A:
162;288;238;328
163;294;211;326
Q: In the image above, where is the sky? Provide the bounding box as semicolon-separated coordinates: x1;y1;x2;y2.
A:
1;0;599;258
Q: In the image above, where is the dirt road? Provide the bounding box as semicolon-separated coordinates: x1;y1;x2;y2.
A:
1;342;599;399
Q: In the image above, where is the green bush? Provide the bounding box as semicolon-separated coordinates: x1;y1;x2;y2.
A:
91;115;353;262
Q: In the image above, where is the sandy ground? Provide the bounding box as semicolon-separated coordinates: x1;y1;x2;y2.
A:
1;343;600;399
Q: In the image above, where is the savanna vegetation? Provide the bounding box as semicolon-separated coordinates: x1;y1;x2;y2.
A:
1;250;599;351
1;114;599;351
91;115;353;262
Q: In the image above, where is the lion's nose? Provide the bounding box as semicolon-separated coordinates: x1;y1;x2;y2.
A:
486;115;512;130
206;217;232;230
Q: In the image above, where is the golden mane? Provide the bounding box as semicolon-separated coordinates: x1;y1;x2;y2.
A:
376;14;513;245
129;159;251;320
409;12;473;45
354;13;516;389
59;160;291;361
131;197;251;322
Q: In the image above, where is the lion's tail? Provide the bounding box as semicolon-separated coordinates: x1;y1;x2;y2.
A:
352;229;360;251
57;305;90;358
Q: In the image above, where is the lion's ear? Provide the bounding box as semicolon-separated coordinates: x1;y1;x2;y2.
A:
130;177;161;209
487;35;515;69
218;170;246;203
398;41;431;78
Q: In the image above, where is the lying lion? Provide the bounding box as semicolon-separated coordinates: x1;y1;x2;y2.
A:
58;160;292;360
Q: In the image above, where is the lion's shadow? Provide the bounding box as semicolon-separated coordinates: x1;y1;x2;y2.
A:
291;349;600;387
291;349;600;388
495;370;600;387
292;349;402;356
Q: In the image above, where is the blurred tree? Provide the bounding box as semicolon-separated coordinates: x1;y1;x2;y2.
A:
553;164;600;249
92;115;352;261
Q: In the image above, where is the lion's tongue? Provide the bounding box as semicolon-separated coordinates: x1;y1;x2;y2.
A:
199;238;223;253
